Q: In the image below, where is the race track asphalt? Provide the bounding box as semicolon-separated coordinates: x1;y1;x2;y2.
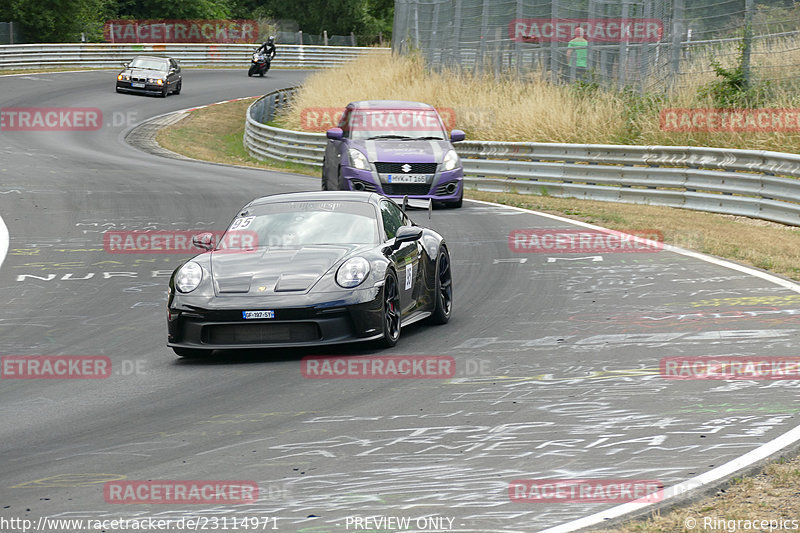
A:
1;68;799;532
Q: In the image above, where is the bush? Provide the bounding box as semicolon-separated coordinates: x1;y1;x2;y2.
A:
697;39;771;108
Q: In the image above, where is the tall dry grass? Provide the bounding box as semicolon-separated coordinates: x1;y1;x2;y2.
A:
278;46;800;152
279;53;624;143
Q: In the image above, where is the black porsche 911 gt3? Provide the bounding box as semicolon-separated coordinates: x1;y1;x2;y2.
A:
166;191;452;357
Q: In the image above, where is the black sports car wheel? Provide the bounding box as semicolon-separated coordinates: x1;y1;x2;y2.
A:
174;80;181;94
172;348;211;358
378;272;401;347
160;85;168;98
429;247;452;324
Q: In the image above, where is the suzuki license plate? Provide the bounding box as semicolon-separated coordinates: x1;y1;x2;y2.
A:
387;174;428;184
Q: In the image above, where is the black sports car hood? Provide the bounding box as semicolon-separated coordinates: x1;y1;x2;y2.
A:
208;244;366;295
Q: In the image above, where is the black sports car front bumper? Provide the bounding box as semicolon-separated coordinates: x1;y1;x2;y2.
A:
167;286;384;350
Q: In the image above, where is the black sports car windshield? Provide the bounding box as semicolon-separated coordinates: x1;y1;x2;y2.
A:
219;200;379;249
128;57;168;71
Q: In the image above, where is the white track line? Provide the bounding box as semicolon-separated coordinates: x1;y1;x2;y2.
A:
468;198;800;294
468;198;800;532
539;423;800;532
0;212;8;271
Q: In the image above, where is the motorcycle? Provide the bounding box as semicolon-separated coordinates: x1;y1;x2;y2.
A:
248;52;270;77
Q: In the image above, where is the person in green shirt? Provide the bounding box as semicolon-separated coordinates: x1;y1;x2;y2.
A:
566;27;588;81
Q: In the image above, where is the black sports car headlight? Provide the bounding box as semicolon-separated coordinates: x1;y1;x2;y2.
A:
175;262;203;293
336;257;370;288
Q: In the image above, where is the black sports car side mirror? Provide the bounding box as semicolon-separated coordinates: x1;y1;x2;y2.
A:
192;232;215;251
395;226;423;245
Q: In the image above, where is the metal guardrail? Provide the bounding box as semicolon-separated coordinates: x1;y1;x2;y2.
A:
244;87;800;226
0;43;389;70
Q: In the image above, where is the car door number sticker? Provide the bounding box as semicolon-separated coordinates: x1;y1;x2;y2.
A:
243;310;275;319
230;216;255;230
405;263;413;290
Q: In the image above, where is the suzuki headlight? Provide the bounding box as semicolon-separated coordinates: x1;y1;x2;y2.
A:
336;257;370;288
443;149;460;171
253;53;259;61
347;148;370;171
175;262;203;293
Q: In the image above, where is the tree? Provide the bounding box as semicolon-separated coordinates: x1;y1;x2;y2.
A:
260;0;366;35
8;0;111;42
362;0;394;40
112;0;232;20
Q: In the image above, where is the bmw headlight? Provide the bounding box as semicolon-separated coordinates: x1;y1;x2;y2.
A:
175;262;203;293
443;149;460;171
117;73;129;81
347;148;370;171
148;77;164;85
336;257;370;288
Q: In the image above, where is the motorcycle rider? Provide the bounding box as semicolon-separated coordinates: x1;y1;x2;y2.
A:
256;36;277;61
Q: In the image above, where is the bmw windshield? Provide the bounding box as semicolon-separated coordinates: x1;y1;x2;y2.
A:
128;57;168;71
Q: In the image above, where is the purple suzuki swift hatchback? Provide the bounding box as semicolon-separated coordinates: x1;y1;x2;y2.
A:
322;100;466;208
